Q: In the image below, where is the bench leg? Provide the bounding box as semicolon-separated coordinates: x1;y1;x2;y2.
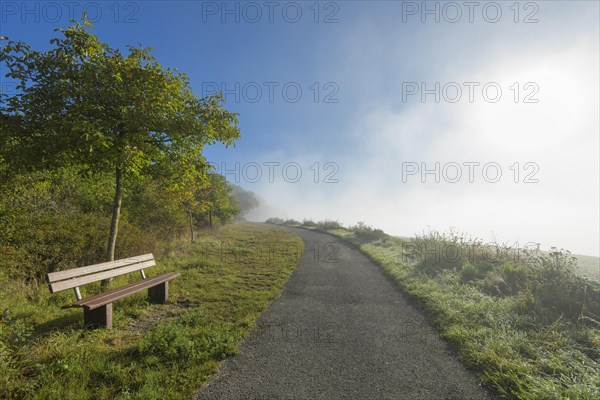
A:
84;304;113;329
148;281;169;304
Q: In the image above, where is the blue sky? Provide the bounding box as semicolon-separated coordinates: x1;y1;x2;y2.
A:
1;1;599;256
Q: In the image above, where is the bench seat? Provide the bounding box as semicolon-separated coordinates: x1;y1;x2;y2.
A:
64;271;181;310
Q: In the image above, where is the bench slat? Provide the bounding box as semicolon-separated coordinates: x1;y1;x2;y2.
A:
47;254;155;283
64;272;181;310
49;260;156;293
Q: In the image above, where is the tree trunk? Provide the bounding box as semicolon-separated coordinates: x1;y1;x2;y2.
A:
189;210;194;243
209;210;213;227
103;166;123;286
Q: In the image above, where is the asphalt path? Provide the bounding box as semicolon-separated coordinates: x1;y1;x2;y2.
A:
197;226;492;400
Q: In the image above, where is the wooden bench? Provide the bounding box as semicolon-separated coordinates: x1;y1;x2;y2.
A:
46;254;180;329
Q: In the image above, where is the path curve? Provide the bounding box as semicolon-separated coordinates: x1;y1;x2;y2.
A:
197;226;492;400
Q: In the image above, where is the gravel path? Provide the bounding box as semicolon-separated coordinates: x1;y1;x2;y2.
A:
196;226;493;400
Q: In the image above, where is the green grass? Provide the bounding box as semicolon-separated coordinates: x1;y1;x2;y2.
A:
0;222;303;399
271;219;600;400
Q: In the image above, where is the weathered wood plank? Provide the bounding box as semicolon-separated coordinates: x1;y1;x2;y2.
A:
47;253;154;282
49;259;156;293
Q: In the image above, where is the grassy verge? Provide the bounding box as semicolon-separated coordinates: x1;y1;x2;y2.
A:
268;218;600;399
0;222;303;399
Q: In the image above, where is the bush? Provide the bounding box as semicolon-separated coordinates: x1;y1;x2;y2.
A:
301;219;317;227
0;168;177;281
498;263;528;294
125;181;188;241
414;232;600;325
315;219;343;230
1;212;163;281
348;221;387;242
265;217;284;225
412;231;470;274
475;263;528;296
528;249;600;323
412;230;508;276
460;261;481;282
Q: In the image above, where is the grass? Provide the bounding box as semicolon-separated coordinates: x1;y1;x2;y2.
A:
0;222;303;399
268;219;600;400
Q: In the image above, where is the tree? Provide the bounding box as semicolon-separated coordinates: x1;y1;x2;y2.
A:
0;19;239;265
230;184;260;219
193;173;239;228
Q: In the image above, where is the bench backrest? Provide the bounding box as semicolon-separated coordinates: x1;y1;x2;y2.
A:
47;254;155;295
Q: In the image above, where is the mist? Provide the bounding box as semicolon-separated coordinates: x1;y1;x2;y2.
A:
222;2;599;257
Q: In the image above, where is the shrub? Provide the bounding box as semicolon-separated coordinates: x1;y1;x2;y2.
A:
460;261;481;283
412;230;510;276
0;168;174;281
125;181;188;241
497;263;528;294
476;263;528;297
301;219;317;227
413;231;469;274
1;212;163;281
315;219;343;230
521;248;600;323
348;221;387;242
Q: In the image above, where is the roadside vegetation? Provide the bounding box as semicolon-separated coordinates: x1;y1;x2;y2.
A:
0;165;259;282
267;218;600;399
0;223;302;399
0;18;287;400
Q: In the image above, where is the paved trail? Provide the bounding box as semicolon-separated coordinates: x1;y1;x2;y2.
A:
197;226;492;400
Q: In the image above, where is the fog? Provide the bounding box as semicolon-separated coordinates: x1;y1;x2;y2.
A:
212;2;600;257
